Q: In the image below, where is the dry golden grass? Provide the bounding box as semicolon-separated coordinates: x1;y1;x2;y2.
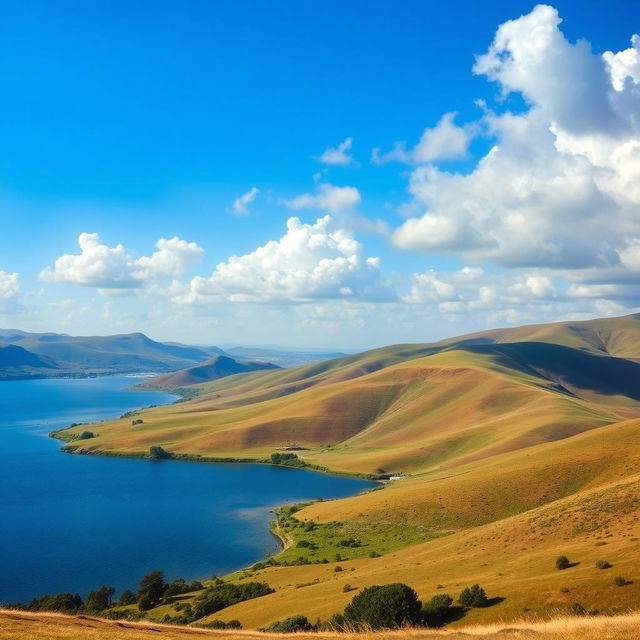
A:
2;609;639;640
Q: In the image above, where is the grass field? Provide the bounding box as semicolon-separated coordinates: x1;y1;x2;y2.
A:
2;609;640;640
45;314;640;630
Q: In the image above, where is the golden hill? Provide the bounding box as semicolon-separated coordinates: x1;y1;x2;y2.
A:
51;313;640;629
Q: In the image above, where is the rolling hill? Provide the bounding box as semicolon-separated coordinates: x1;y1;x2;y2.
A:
53;313;640;628
145;355;281;388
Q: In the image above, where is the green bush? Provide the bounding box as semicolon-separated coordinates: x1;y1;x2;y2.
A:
595;560;612;569
78;431;94;440
458;584;488;608
422;593;453;626
570;603;586;616
148;446;172;460
190;581;274;620
613;576;628;586
267;615;312;632
556;555;571;570
334;565;343;572
343;583;422;629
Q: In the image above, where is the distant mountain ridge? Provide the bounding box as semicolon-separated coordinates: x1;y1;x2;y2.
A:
0;329;224;380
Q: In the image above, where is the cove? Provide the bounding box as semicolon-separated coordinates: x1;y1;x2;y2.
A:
0;376;375;604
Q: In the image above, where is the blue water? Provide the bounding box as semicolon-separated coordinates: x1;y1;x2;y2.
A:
0;376;374;604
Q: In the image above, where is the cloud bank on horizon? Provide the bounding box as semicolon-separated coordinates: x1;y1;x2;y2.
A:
3;4;640;346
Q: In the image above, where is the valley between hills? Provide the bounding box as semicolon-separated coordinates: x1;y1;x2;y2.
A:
37;314;640;630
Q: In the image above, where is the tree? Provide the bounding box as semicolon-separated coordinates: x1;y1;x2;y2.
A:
458;584;488;608
556;555;571;570
344;583;422;629
85;586;115;612
138;571;167;609
117;590;137;606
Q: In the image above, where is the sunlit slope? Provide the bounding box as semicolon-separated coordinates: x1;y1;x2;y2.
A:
204;419;640;627
212;471;640;629
454;312;640;360
62;339;640;474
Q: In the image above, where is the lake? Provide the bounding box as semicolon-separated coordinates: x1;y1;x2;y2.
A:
0;376;375;604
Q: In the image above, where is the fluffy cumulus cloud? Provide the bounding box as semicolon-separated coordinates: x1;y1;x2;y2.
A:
372;112;473;165
282;181;361;215
0;270;20;300
40;233;203;294
391;5;640;308
317;137;358;166
404;266;562;323
173;215;393;305
232;187;260;215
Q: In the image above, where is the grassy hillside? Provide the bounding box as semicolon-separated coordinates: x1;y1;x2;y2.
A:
51;314;640;629
2;609;640;640
145;356;280;389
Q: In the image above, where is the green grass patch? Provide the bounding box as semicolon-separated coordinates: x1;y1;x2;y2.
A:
263;502;434;566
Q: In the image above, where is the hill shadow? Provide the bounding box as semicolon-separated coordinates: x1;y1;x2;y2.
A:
455;342;640;401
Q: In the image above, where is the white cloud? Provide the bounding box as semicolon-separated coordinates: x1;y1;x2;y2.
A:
40;233;203;294
317;137;357;166
372;112;473;165
232;187;260;216
282;181;361;215
0;271;19;300
603;34;640;91
404;267;558;317
173;215;393;305
391;4;640;288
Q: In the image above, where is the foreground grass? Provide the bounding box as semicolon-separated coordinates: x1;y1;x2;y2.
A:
1;609;639;640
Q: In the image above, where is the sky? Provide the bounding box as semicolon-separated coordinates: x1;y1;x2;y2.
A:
1;0;639;349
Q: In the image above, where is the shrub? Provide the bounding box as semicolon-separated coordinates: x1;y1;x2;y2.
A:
227;620;242;629
343;583;422;629
334;565;343;572
422;593;454;627
342;584;352;593
78;431;94;440
570;603;587;616
267;615;312;632
148;446;172;460
458;584;488;608
270;452;305;467
613;576;628;586
556;555;571;570
595;560;612;569
369;551;381;558
190;581;274;619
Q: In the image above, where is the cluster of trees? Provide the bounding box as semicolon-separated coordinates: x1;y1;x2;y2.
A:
270;452;306;467
21;571;204;616
162;579;274;624
265;581;492;632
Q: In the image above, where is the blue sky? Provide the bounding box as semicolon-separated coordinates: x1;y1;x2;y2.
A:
1;1;639;348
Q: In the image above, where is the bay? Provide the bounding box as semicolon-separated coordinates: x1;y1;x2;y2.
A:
0;376;374;603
